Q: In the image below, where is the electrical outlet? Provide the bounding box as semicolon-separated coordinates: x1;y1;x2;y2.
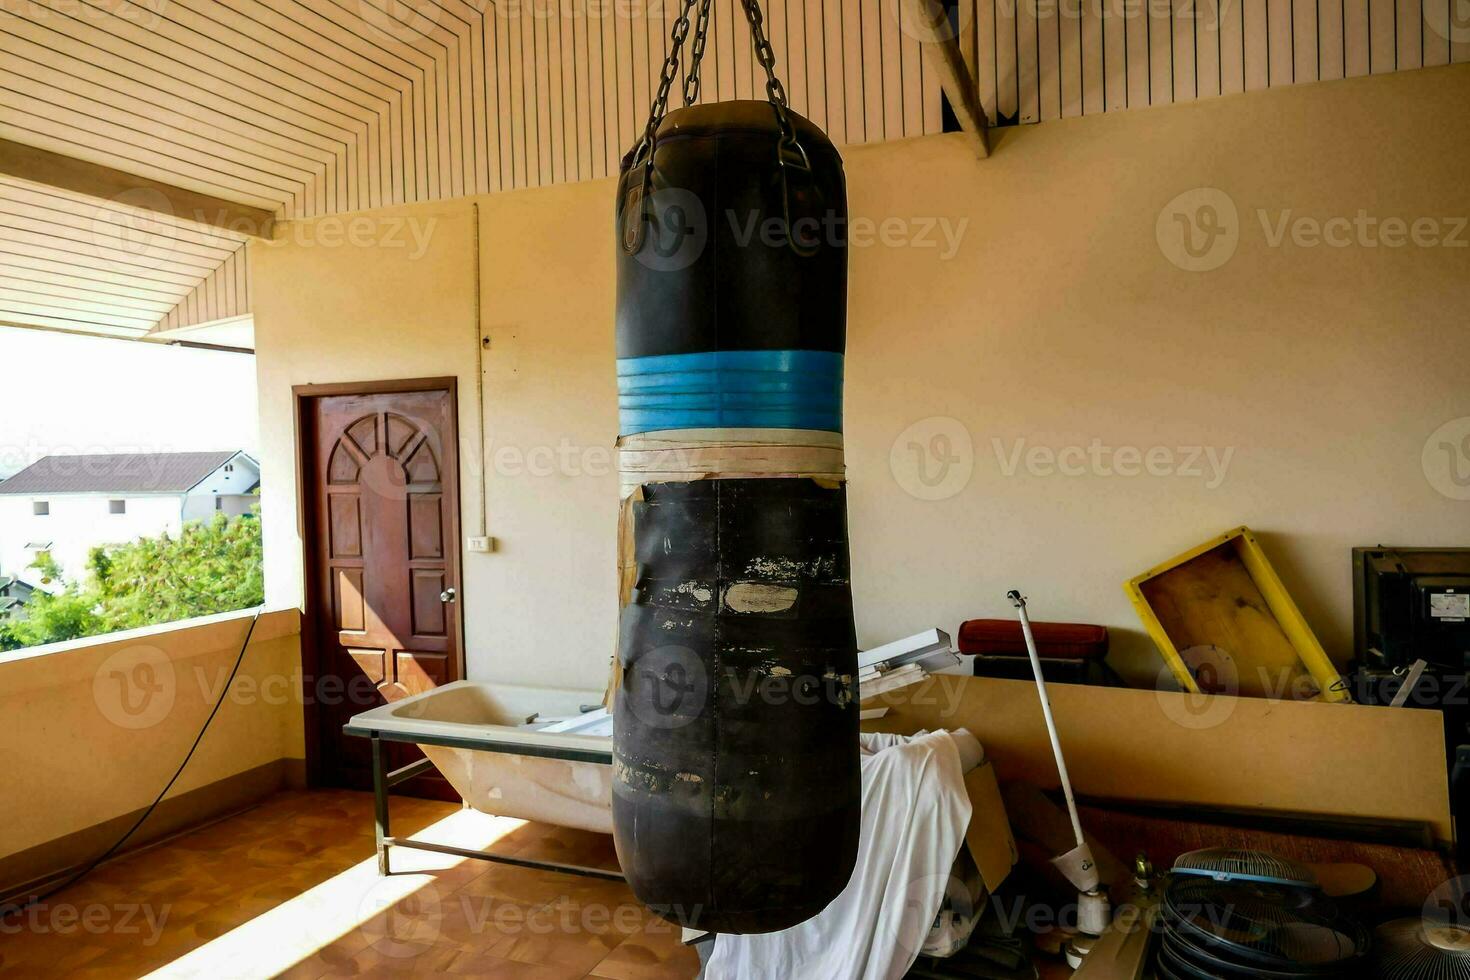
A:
466;536;495;553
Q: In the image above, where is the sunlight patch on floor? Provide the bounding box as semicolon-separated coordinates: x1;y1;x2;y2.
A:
144;808;526;979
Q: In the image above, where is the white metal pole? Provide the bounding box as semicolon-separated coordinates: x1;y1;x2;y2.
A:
1008;590;1086;851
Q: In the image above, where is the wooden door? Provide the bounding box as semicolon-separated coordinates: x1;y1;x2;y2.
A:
301;381;462;792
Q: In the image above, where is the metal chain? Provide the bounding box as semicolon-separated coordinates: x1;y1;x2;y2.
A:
738;0;796;145
633;0;702;165
682;0;714;107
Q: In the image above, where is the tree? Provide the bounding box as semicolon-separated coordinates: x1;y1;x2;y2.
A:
0;512;263;650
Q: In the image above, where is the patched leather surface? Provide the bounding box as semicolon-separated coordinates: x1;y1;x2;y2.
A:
612;479;861;934
615;101;848;359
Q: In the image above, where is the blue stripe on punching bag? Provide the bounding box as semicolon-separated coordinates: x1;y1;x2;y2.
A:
616;349;844;436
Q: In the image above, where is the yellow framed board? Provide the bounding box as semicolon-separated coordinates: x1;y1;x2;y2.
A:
1125;526;1351;703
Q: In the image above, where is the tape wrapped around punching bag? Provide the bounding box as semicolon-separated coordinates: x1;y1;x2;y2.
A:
611;96;861;936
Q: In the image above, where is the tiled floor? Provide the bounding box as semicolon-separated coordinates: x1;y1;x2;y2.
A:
0;790;700;979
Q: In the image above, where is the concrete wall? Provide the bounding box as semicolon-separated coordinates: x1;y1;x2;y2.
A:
253;64;1470;690
182;493;259;522
0;609;303;889
0;494;183;589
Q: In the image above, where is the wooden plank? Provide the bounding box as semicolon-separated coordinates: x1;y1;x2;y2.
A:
861;0;884;138
842;0;867;139
546;0;568;186
1422;0;1452;65
594;1;614;176
1126;0;1153;102
0;139;275;238
868;675;1453;843
898;0;991;154
1172;0;1196;101
1038;0;1063;119
511;4;531;188
976;0;1002;124
573;3;592;184
1295;0;1323;80
1016;0;1041;121
1398;0;1425;69
803;0;830;130
1319;0;1348;77
1197;0;1223;97
882;0;909;138
1220;0;1247;92
1368;0;1397;70
1344;0;1372;72
1454;0;1470;65
823;0;849;142
1102;0;1129;109
1080;0;1106;113
0;274;174;313
1;39;333;212
1243;0;1270;87
1148;0;1174;101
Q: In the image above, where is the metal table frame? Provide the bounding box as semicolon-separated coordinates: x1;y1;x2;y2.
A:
344;723;624;882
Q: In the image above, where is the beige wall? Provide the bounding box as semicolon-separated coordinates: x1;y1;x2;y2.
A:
0;610;303;880
254;64;1470;690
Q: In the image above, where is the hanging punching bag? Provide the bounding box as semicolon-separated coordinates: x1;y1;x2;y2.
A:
610;0;860;935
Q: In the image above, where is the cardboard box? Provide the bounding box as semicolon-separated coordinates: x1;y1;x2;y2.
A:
964;759;1017;894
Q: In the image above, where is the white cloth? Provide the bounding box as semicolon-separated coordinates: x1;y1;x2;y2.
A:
704;730;974;980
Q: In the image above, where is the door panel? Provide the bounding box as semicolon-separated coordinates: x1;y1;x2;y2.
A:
304;384;462;794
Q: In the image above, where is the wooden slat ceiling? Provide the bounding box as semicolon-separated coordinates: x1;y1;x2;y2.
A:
0;174;247;338
0;0;940;342
1;0;1463;342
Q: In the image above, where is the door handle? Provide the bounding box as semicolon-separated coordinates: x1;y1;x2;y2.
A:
440;587;457;603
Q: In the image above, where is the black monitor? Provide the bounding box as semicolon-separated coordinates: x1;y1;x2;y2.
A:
1354;547;1470;671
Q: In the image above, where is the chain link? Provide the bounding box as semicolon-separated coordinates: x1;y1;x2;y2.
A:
682;0;714;107
633;0;702;165
738;0;796;145
633;0;805;174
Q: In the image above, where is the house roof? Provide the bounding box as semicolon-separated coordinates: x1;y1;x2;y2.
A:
0;452;251;496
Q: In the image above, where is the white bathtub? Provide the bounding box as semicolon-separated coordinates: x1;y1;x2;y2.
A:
348;680;615;834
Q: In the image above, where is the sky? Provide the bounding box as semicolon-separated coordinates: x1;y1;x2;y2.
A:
0;327;260;480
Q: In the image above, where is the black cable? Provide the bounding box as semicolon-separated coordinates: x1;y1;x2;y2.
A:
1;607;264;917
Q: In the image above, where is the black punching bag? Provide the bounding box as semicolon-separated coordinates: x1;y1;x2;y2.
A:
610;0;860;935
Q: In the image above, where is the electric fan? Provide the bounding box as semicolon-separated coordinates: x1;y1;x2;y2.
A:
1172;848;1318;889
1158;875;1369;977
1372;918;1470;980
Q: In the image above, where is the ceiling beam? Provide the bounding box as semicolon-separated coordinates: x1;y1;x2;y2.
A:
898;0;991;158
0;139;275;238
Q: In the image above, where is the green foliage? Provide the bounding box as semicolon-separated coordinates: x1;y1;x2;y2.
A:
0;513;263;651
